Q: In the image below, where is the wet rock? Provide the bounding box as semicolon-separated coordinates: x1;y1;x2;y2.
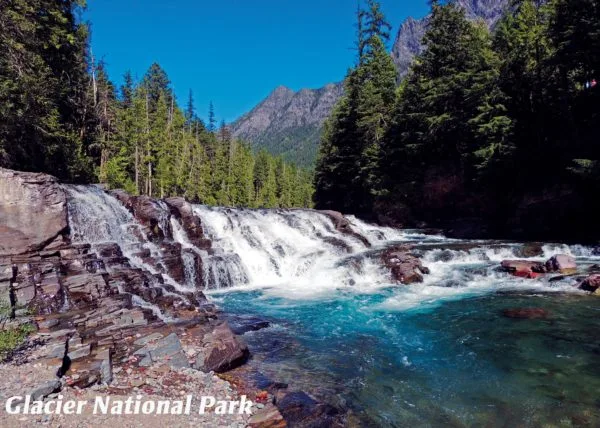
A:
515;243;544;258
275;391;344;428
0;168;68;256
545;254;577;274
249;406;286;428
29;379;62;400
194;322;249;373
165;197;211;250
382;246;430;284
502;308;550;319
500;260;546;278
95;242;123;259
229;316;271;335
588;264;600;274
318;210;371;248
110;191;171;240
578;274;600;293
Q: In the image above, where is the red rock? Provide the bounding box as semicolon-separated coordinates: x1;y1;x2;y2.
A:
500;260;546;278
382;246;430;284
579;274;600;293
545;254;577;274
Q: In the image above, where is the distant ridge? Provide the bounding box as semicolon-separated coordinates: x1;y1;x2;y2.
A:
233;0;511;167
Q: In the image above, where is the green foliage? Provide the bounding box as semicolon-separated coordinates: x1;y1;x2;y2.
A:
0;1;314;208
315;0;397;213
316;0;600;228
0;324;35;358
0;0;96;180
97;66;313;208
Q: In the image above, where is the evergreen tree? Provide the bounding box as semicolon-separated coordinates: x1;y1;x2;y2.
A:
315;0;396;213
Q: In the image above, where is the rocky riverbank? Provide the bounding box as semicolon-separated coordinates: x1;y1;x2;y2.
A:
0;168;364;427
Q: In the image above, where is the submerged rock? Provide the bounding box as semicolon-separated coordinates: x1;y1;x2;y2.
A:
578;274;600;293
382;246;430;284
515;243;544;258
275;391;344;428
502;308;550;319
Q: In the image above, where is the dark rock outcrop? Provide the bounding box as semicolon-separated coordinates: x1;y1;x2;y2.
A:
382;246;430;284
319;210;371;248
165;197;211;250
579;274;600;293
110;191;170;241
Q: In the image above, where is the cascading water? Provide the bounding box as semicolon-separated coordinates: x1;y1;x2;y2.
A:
193;206;600;426
61;189;600;425
191;206;424;296
65;185;189;319
190;205;599;303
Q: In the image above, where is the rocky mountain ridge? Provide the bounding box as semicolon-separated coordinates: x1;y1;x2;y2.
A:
232;0;511;167
231;83;343;167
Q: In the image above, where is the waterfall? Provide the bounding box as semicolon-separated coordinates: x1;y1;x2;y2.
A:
65;185;190;316
64;186;599;308
190;206;439;295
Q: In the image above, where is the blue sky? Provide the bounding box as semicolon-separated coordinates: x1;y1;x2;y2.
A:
85;0;430;122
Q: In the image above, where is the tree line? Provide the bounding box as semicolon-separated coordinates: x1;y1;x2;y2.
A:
0;0;314;208
315;0;600;239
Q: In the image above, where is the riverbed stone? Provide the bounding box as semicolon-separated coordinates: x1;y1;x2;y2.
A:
545;254;577;274
502;308;550;319
579;274;600;293
500;260;546;278
195;322;249;373
382;246;430;284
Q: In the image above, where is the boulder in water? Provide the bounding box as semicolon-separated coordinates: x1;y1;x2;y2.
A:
515;243;544;258
578;274;600;293
502;308;550;319
545;254;577;274
318;210;371;247
194;322;249;373
382;246;430;284
500;260;546;278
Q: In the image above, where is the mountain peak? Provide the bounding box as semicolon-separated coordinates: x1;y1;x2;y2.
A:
233;0;511;167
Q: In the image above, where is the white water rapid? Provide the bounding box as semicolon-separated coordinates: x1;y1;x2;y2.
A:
63;185;600;312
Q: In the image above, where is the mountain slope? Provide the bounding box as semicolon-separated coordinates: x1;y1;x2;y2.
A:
231;83;343;167
233;0;511;167
392;0;510;78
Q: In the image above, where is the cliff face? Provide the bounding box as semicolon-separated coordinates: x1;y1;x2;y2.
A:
0;168;250;407
392;0;510;78
231;83;344;167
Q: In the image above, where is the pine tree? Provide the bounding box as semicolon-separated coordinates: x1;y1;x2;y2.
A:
315;0;396;213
